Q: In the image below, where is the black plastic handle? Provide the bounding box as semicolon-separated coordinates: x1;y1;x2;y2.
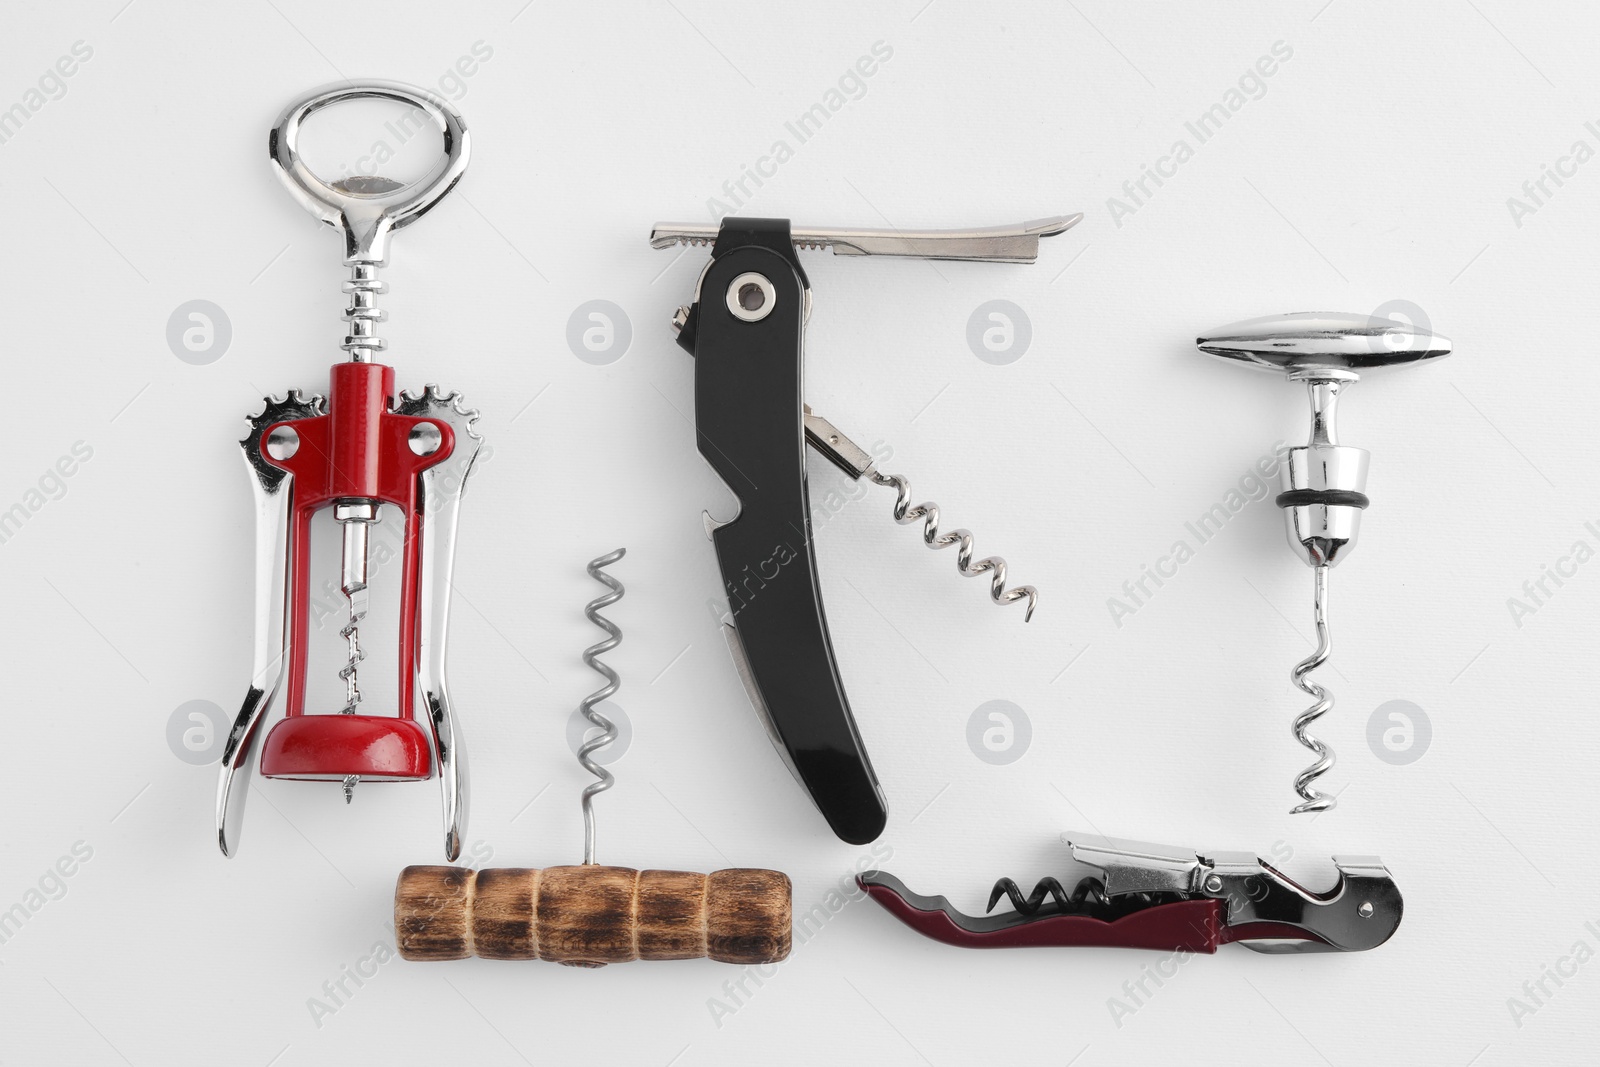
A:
683;218;887;844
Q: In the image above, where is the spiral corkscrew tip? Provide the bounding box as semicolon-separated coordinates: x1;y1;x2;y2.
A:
1289;564;1337;815
869;471;1038;621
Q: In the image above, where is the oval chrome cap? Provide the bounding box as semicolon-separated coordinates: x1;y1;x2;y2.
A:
1196;312;1451;376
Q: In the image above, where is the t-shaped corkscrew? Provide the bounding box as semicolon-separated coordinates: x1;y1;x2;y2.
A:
1196;312;1451;813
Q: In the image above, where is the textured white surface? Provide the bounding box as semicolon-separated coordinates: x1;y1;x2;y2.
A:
0;0;1592;1063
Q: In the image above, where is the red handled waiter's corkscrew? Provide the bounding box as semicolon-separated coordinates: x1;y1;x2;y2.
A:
861;833;1402;954
216;83;481;860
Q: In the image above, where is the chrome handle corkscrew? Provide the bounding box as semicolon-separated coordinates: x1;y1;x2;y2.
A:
1196;312;1451;814
216;82;481;859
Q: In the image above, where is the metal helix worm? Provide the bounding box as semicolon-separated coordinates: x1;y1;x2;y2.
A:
869;470;1038;621
987;876;1139;915
1289;565;1336;814
338;607;366;716
577;548;626;864
337;582;367;804
328;259;387;806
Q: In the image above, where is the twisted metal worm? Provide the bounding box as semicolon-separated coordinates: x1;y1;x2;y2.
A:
869;470;1038;621
987;876;1114;915
338;605;366;715
1290;565;1336;814
338;586;367;804
578;548;626;863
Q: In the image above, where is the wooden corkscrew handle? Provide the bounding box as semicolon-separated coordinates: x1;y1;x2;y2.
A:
395;865;792;966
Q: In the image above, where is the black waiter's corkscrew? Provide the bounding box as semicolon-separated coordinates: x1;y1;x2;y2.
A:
650;214;1079;842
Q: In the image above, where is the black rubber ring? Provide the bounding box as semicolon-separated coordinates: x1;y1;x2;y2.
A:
1276;489;1370;509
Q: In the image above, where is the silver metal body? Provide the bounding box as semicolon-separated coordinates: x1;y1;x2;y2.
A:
1280;440;1369;568
576;549;626;865
1065;833;1403;953
1196;311;1451;813
270;82;469;362
651;214;1082;262
216;82;478;858
269;81;470;267
402;387;484;860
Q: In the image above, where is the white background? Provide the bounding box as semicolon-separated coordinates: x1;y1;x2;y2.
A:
0;0;1593;1063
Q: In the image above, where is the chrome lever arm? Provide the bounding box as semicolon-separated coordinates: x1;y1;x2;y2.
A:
216;393;321;856
404;387;484;863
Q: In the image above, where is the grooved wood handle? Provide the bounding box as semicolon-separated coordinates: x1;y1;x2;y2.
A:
395;865;792;966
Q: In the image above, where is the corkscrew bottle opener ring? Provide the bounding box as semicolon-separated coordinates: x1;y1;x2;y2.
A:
860;833;1402;954
216;82;482;859
651;215;1079;844
394;551;792;967
1196;312;1450;813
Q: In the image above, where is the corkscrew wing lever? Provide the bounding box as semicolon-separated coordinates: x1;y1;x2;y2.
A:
860;833;1402;954
656;215;1073;844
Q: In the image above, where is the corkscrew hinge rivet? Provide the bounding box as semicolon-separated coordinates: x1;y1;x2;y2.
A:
265;425;300;461
726;272;775;323
408;422;442;456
